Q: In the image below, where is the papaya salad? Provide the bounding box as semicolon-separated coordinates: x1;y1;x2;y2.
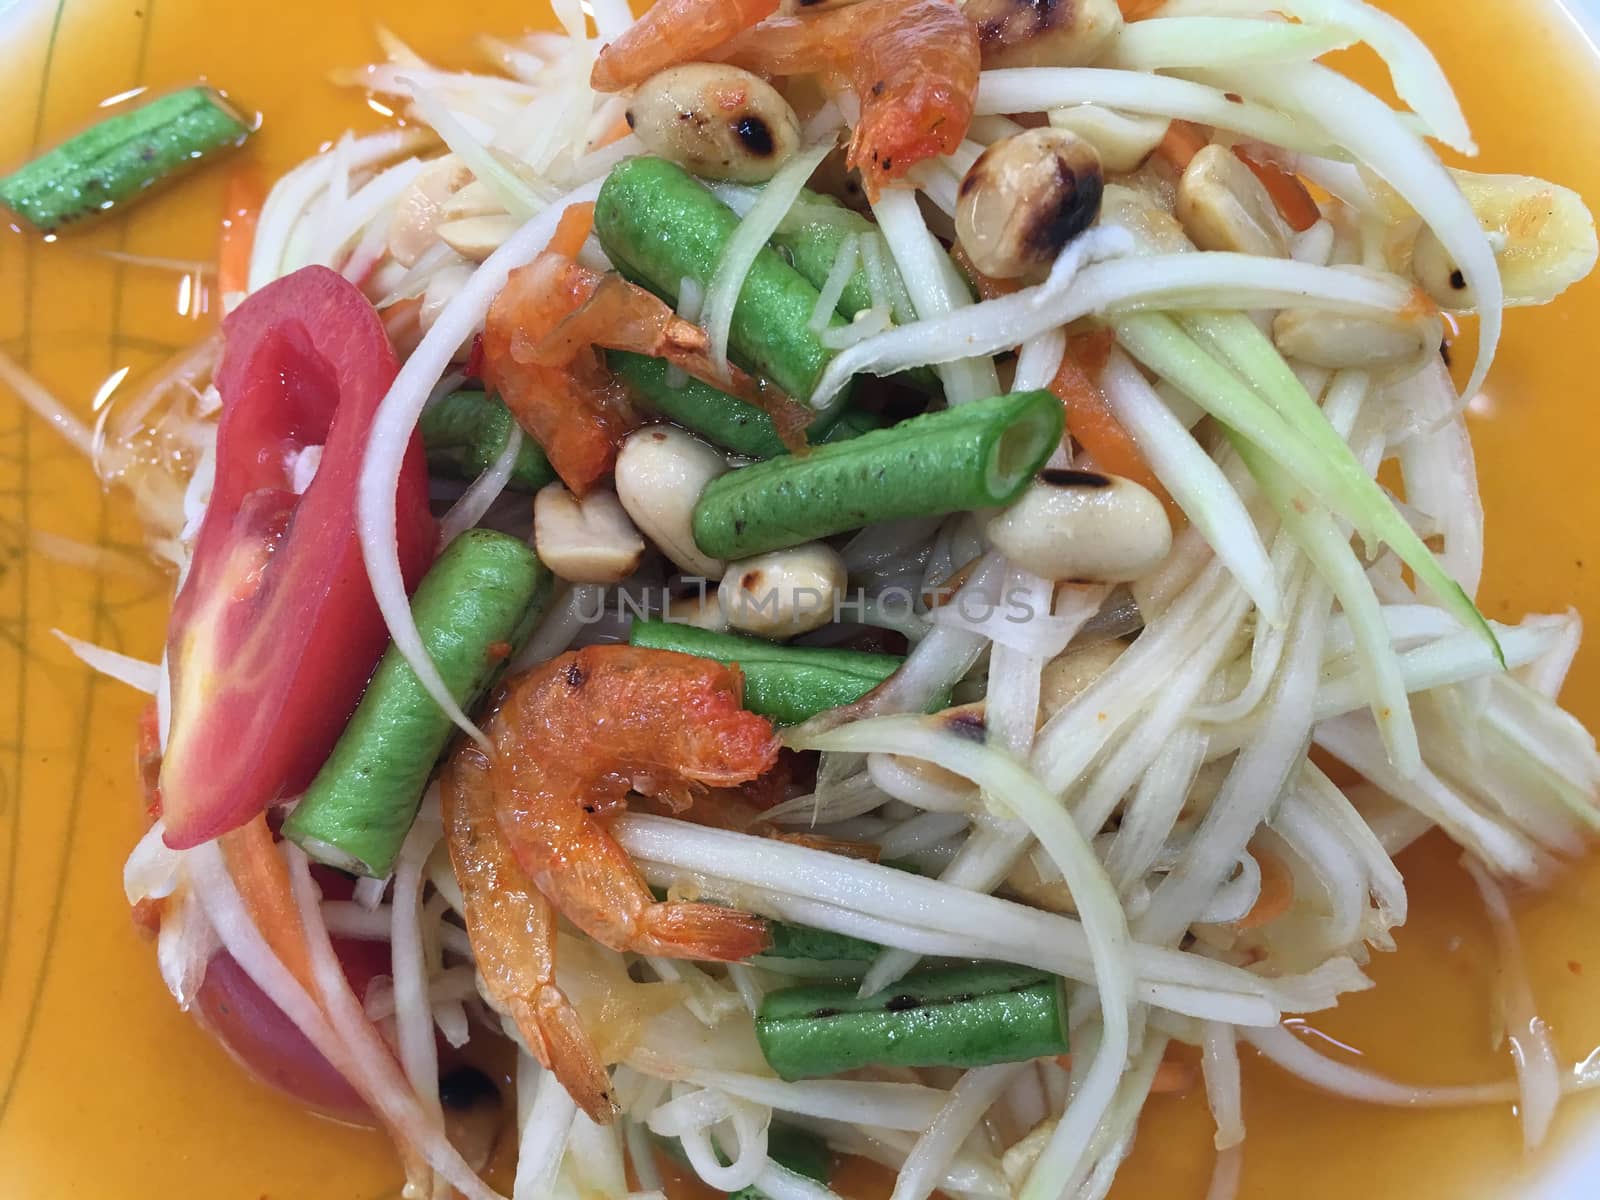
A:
10;0;1600;1196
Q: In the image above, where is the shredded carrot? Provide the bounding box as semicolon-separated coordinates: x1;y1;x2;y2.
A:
548;201;597;261
951;245;1022;302
1049;331;1179;522
219;814;316;992
217;163;265;301
1116;0;1169;18
1153;120;1211;173
1057;1051;1199;1095
1237;846;1295;930
1233;149;1321;233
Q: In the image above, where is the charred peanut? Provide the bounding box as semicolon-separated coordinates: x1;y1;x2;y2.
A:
1039;639;1126;719
986;469;1172;583
1412;170;1599;309
625;64;802;183
1048;104;1170;173
1272;307;1443;375
720;543;847;639
964;0;1122;69
956;128;1105;279
533;483;646;584
1176;143;1291;258
615;426;730;579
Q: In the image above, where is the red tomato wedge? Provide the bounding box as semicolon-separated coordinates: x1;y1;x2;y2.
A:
160;266;436;849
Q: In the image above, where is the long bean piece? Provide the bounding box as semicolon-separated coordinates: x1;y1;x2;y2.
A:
765;921;882;963
755;963;1070;1080
734;1124;833;1200
283;531;553;876
629;620;901;726
691;390;1063;559
610;354;883;459
595;157;852;407
659;1124;833;1200
609;350;790;459
772;191;884;321
0;86;251;231
420;390;555;492
770;189;941;394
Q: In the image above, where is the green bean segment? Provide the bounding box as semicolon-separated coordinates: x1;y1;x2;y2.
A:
595;157;851;407
772;191;884;322
0;86;251;231
770;189;943;396
420;390;555;492
628;620;901;727
612;351;880;459
692;390;1064;560
609;350;793;459
764;921;882;963
732;1124;833;1199
659;1123;833;1200
282;531;553;877
818;405;889;444
755;964;1070;1081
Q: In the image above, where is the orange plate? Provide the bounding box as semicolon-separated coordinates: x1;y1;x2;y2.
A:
2;1;1600;1197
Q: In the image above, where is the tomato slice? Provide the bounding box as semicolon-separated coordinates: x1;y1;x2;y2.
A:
193;938;388;1125
161;266;436;849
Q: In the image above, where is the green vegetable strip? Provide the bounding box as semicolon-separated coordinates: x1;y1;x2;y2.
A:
629;620;902;727
755;964;1070;1081
690;390;1063;560
595;157;852;408
772;192;882;321
611;352;882;459
818;405;889;444
730;1125;833;1200
0;86;251;232
608;350;792;458
420;390;555;492
1240;437;1422;775
772;191;940;395
1187;310;1499;662
283;531;553;877
646;881;885;959
658;1124;833;1200
763;920;882;963
1118;311;1498;662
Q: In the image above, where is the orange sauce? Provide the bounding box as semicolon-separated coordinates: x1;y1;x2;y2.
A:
0;2;1598;1197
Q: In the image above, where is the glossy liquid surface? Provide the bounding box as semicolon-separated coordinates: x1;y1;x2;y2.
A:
1;1;1598;1196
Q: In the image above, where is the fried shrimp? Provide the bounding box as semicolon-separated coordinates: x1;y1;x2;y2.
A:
720;0;981;198
480;253;640;497
442;746;618;1123
591;0;781;92
483;254;808;493
484;645;780;960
